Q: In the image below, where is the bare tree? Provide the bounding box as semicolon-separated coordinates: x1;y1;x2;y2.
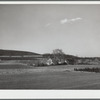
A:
52;49;66;64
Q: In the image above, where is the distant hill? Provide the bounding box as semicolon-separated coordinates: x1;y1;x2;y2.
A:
0;49;40;56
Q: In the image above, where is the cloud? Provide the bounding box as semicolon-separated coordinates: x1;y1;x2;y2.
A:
70;17;82;22
60;18;68;24
45;17;82;27
60;17;82;24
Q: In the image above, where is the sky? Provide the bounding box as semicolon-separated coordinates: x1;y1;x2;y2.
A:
0;4;100;57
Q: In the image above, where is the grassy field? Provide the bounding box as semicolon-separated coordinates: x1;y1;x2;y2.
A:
0;63;100;89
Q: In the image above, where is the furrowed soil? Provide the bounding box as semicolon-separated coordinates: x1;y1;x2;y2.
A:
0;63;100;89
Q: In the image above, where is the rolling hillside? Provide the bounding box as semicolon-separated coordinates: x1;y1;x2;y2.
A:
0;49;43;60
0;49;40;56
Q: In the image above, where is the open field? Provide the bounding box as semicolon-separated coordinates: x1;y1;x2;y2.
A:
0;63;100;89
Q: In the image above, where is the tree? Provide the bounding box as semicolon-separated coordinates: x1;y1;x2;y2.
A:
52;49;67;64
53;49;64;54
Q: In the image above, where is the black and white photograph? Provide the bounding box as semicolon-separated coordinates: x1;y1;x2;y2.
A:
0;2;100;89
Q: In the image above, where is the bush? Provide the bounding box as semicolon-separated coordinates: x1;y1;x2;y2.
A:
74;67;100;73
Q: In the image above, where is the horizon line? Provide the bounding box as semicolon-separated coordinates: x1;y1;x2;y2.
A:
0;48;100;58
